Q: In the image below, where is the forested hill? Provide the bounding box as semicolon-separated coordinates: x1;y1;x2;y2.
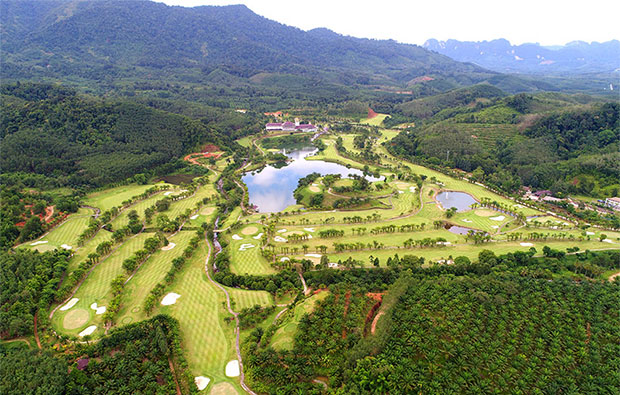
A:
0;83;251;186
1;0;514;93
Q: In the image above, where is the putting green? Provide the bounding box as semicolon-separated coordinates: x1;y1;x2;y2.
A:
63;308;90;330
241;226;258;235
201;207;216;215
474;209;496;217
308;186;321;193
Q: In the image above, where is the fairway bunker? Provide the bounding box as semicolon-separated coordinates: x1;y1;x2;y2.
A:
304;228;315;232
225;360;240;377
239;243;255;251
79;325;97;337
30;240;48;246
461;219;473;223
60;298;79;311
161;293;181;305
520;242;534;247
305;253;321;258
190;214;199;220
232;234;243;240
274;236;287;242
490;215;506;221
60;244;73;250
277;229;287;233
194;376;210;391
161;242;176;251
253;232;263;239
90;302;107;315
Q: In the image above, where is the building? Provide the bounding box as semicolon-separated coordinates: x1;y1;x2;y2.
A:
604;197;620;211
264;121;317;133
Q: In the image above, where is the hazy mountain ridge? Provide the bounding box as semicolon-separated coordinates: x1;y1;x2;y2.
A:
424;38;620;74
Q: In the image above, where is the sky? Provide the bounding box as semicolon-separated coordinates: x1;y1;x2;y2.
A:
158;0;619;46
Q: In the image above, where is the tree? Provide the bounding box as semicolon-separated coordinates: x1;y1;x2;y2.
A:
19;216;44;242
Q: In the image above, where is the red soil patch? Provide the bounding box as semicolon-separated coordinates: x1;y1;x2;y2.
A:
410;75;435;84
363;300;382;337
366;292;384;301
371;312;384;335
367;108;378;119
312;288;328;295
183;152;223;166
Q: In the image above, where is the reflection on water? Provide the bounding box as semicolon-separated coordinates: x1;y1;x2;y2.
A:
243;147;380;212
436;191;477;212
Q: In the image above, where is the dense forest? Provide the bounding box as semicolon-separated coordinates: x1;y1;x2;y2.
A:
243;250;620;393
390;95;619;197
0;315;192;394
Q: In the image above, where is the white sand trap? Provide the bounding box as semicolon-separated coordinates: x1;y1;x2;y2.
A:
520;243;534;247
586;231;595;235
253;233;263;240
239;243;255;251
307;235;313;239
305;253;321;258
280;257;290;262
60;298;79;311
232;234;242;240
409;186;417;192
79;325;97;337
491;225;499;229
312;183;318;186
274;236;287;242
225;360;240;377
164;191;173;196
161;242;176;251
180;189;188;193
161;293;181;306
304;228;315;232
602;239;614;244
490;215;505;221
462;219;473;223
90;303;106;315
30;240;48;246
398;191;404;194
194;376;211;391
514;204;525;208
277;229;287;233
190;214;199;220
60;244;73;250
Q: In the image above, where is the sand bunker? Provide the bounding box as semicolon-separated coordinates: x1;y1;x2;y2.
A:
30;240;48;246
239;243;255;251
194;376;211;391
280;257;290;262
274;236;287;242
164;191;173;196
491;225;499;229
513;204;525;208
60;298;79;311
90;303;107;315
232;234;242;240
161;293;181;306
490;215;505;221
520;242;534;247
409;186;417;192
586;231;595;235
462;219;473;223
304;228;315;232
190;214;199;220
253;233;263;240
242;226;258;235
308;186;320;193
225;360;240;377
60;244;73;250
277;229;287;233
602;239;614;244
398;191;404;194
161;242;176;251
305;253;321;258
79;325;97;337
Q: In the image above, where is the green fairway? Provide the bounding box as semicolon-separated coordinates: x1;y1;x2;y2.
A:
20;208;93;253
226;287;273;311
271;291;329;350
51;232;151;337
84;183;160;212
227;230;276;275
359;113;388;126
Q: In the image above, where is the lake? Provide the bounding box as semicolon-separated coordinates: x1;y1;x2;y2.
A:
242;147;380;212
436;191;477;212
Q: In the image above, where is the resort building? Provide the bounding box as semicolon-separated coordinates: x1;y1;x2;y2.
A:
604;197;620;211
265;119;317;132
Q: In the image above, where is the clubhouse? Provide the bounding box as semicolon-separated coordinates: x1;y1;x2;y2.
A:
266;118;317;132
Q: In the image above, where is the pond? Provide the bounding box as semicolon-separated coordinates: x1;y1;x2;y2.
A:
242;147;381;212
447;225;474;235
436;191;477;212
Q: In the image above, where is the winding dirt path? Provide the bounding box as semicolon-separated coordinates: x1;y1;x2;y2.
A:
34;312;42;349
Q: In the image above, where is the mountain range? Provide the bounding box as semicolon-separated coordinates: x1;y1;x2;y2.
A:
424;38;620;74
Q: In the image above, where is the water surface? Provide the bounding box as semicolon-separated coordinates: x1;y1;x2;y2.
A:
243;147;380;212
436;191;477;212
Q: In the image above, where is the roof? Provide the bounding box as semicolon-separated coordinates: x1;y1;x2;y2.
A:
266;123;283;127
282;122;295;127
296;124;316;129
607;197;620;203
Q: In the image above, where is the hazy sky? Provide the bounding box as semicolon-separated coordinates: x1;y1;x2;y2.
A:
159;0;619;46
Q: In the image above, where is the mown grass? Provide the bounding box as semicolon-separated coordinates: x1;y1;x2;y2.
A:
84;183;159;212
271;291;329;350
